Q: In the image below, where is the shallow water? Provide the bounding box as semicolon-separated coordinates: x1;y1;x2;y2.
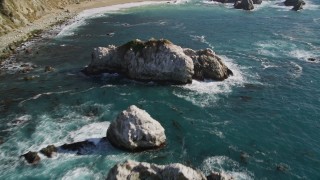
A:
1;0;320;179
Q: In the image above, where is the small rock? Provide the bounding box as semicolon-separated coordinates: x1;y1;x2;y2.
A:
307;57;316;62
207;172;234;180
40;145;57;158
276;163;289;172
25;48;32;54
44;66;54;72
60;140;95;153
23;76;36;81
240;152;250;163
22;151;40;164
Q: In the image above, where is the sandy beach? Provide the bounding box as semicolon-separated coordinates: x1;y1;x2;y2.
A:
0;0;167;56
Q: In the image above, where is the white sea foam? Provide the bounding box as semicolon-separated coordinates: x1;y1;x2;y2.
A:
261;61;279;69
57;1;167;37
288;61;303;78
256;40;297;58
201;156;254;180
19;90;72;106
69;122;110;145
174;55;247;107
202;0;234;8
190;35;215;49
7;115;32;126
289;49;319;63
61;167;100;180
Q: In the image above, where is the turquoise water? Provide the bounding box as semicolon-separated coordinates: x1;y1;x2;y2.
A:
1;0;320;179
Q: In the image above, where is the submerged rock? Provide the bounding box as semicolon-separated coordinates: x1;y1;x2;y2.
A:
107;160;206;180
234;0;254;10
82;39;232;84
40;145;57;158
0;137;3;144
184;48;233;81
107;105;166;151
60;140;96;154
22;151;40;164
44;66;55;72
276;163;290;172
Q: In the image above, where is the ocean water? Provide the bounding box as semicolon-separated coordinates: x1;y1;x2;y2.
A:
1;0;320;179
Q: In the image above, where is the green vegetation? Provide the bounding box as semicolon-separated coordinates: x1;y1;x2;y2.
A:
119;38;173;55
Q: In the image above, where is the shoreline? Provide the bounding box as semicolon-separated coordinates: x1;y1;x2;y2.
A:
0;0;169;62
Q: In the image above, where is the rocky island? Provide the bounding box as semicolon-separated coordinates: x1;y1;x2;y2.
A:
82;39;233;84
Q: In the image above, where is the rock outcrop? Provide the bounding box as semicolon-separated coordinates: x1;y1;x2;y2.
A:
40;145;57;158
21;151;40;164
234;0;254;10
107;105;166;151
207;172;234;180
183;48;233;81
211;0;261;4
106;160;206;180
284;0;305;10
83;39;194;84
83;39;232;84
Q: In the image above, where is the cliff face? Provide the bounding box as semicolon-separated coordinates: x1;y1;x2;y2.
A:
0;0;81;35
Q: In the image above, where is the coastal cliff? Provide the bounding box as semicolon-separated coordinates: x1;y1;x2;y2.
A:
0;0;84;35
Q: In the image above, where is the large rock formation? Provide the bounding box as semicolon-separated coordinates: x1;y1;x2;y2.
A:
83;39;194;84
107;105;166;151
83;39;232;84
234;0;254;10
107;160;206;180
183;48;233;81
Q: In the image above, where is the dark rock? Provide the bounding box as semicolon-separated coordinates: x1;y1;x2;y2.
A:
22;151;40;164
307;57;316;61
207;172;222;180
252;0;262;4
23;76;36;81
0;137;3;144
60;140;96;153
284;0;305;6
207;172;234;180
40;145;57;158
240;152;250;163
292;1;304;10
25;48;32;54
234;0;254;10
44;66;54;72
276;163;289;172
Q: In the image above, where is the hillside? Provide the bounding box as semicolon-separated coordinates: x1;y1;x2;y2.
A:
0;0;82;35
